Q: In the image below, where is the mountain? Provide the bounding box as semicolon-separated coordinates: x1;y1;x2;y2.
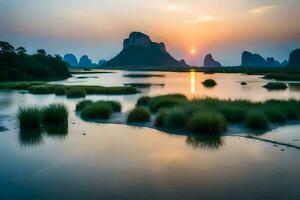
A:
79;55;94;67
241;51;284;67
203;54;222;67
102;32;189;67
98;59;106;65
63;54;78;67
288;49;300;67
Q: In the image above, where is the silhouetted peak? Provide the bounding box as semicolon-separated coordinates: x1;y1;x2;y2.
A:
204;54;222;67
288;48;300;67
63;54;78;67
242;51;267;67
79;55;93;66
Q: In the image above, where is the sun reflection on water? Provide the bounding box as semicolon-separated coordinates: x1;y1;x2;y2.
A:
190;70;196;93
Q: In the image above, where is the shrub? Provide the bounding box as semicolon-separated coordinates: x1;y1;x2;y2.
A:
127;107;151;123
136;96;151;106
187;111;227;134
42;104;68;125
164;108;186;129
54;87;66;96
241;82;247;86
28;85;53;94
218;105;248;123
76;100;93;112
263;82;288;90
80;103;113;120
17;107;41;130
202;79;217;87
245;110;269;130
66;88;86;98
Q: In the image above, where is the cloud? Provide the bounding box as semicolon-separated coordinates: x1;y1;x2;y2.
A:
248;5;279;15
185;16;217;24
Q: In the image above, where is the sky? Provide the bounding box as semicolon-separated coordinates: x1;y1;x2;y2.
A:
1;0;300;66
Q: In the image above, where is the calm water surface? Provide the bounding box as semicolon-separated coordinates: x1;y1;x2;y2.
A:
0;71;300;199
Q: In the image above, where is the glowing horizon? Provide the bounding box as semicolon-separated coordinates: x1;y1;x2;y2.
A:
0;0;300;66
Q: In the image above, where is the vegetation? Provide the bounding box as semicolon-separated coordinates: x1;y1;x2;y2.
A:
0;82;138;95
66;88;86;98
54;87;66;96
28;85;54;94
0;41;70;81
76;100;93;111
241;82;247;86
80;103;113;120
263;73;300;81
263;82;288;90
245;110;269;130
17;107;41;130
123;74;165;78
202;79;217;87
133;94;300;134
127;107;151;123
187;112;227;134
42;104;68;125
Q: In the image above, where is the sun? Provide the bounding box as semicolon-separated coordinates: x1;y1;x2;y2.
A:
190;49;196;54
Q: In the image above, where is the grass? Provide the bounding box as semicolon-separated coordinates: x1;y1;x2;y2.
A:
80;102;113;120
245;110;269;130
54;87;66;96
263;82;288;90
28;85;54;94
187;111;227;134
124;74;165;78
136;94;300;134
127;107;151;123
164;108;186;129
148;94;188;112
263;73;300;81
66;88;86;98
0;82;138;95
42;104;68;125
241;82;247;86
76;100;93;111
202;79;217;87
17;107;41;130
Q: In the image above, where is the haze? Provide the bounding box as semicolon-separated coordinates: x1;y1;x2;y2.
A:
1;0;300;66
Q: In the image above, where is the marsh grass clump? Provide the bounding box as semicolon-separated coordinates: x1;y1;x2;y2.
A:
97;101;122;112
154;110;167;128
54;87;66;96
76;100;93;112
245;110;269;130
17;107;41;130
202;79;217;87
80;103;113;120
241;82;247;86
66;88;86;98
187;111;227;134
127;107;151;123
28;85;54;94
148;94;188;112
136;96;151;106
164;108;186;129
263;82;288;90
42;104;68;125
264;106;286;123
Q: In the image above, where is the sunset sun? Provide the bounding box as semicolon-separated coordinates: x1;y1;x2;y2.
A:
190;49;196;54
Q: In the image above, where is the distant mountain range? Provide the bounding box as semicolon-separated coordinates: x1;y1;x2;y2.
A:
241;51;287;67
63;54;106;68
101;32;188;67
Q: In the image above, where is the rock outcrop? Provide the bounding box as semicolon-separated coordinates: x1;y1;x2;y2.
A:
63;54;78;67
203;54;222;67
288;49;300;67
241;51;284;67
79;55;93;67
102;32;189;67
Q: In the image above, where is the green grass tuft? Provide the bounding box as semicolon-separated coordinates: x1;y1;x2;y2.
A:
54;87;66;96
17;107;41;130
148;94;188;112
42;104;68;125
76;100;93;112
136;96;151;106
127;107;151;123
80;103;113;120
66;88;86;98
164;108;186;129
187;111;227;134
245;110;269;130
28;85;54;94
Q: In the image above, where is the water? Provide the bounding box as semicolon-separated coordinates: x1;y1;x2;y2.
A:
0;71;300;199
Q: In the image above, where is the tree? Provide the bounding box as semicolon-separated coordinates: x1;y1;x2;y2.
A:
0;41;15;53
37;49;46;56
16;47;27;55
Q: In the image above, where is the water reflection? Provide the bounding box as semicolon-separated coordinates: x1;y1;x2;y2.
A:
186;135;224;150
190;71;196;93
19;129;43;147
19;125;68;147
